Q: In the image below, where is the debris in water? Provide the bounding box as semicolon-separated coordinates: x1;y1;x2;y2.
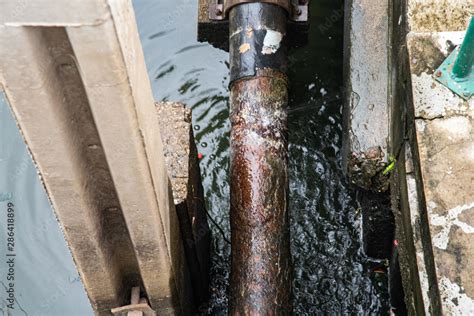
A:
382;155;396;175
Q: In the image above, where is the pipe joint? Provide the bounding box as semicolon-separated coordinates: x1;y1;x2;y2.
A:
209;0;307;23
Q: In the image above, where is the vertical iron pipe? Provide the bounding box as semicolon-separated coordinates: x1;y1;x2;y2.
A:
228;3;291;314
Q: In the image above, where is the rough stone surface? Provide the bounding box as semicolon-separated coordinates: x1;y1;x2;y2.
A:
407;0;473;32
343;0;391;192
156;101;211;307
157;102;194;204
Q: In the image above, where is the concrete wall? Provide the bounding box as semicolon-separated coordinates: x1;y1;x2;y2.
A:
343;0;391;192
390;0;473;314
345;0;474;314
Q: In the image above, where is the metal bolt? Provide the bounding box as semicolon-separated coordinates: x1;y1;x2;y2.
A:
435;70;442;77
215;8;223;16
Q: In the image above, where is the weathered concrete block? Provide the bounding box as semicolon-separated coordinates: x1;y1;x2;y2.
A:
390;3;473;313
343;0;391;192
408;31;474;314
0;1;195;314
156;101;211;307
0;0;109;25
343;1;473;313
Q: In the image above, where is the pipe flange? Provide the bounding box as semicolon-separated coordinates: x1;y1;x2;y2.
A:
209;0;307;22
226;0;292;16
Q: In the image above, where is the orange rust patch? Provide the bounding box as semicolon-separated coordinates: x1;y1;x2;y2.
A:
239;43;250;54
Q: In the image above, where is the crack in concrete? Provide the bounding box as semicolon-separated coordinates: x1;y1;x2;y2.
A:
414;112;473;121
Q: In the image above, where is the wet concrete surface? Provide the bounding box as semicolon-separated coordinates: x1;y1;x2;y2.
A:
342;0;391;192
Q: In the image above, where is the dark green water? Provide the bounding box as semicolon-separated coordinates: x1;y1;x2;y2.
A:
134;0;389;314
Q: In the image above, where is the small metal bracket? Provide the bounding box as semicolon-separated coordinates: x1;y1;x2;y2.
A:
434;16;473;100
209;3;224;20
434;47;474;100
292;3;308;22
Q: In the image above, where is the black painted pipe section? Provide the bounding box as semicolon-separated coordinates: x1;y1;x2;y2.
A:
228;3;291;315
229;2;288;83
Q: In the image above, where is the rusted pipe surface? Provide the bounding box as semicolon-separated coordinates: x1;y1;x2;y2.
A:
229;69;291;315
229;3;291;314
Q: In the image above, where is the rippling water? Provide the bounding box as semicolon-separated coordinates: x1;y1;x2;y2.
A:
134;0;389;314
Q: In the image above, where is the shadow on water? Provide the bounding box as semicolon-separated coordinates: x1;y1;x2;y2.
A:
133;0;389;314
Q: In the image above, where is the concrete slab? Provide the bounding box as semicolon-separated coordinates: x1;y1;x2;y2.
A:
0;0;110;26
407;31;474;315
0;0;194;314
1;26;131;313
392;4;474;315
65;5;193;311
389;1;473;314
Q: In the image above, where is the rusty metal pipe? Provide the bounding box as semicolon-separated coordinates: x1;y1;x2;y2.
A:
229;3;291;314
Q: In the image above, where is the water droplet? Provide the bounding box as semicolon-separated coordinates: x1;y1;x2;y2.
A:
194;125;201;131
201;142;208;148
